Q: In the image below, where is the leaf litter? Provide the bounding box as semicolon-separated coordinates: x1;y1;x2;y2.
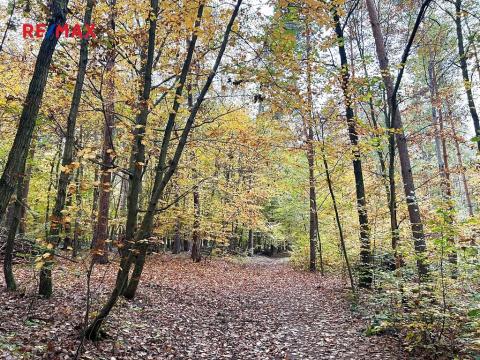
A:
0;254;404;359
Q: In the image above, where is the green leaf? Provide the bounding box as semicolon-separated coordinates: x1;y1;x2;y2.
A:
467;309;480;318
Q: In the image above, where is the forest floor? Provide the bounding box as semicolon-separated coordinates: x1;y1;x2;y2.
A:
0;254;405;359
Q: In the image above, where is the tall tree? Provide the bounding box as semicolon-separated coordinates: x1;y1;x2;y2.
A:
332;6;372;287
3;156;28;290
191;182;201;262
92;0;116;264
38;0;96;297
0;0;69;222
427;53;457;274
365;0;431;277
305;20;318;272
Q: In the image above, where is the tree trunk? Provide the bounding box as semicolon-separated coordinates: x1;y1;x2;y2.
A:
365;0;429;277
454;0;480;152
73;165;82;258
92;6;115;264
428;56;457;275
450;115;474;219
0;0;69;223
84;0;160;339
321;135;355;291
304;21;317;272
353;22;400;252
333;8;372;287
44;143;61;238
19;142;35;235
247;229;254;257
38;0;95;297
307;129;317;272
3;158;28;290
172;218;182;254
191;186;201;262
89;168;99;246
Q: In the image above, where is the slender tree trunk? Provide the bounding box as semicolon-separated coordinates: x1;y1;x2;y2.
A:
315;212;324;275
120;0;167;291
191;185;201;262
365;0;429;277
428;59;453;201
307;129;318;272
3;157;28;290
450;116;474;219
353;23;400;252
90;166;99;243
321;135;354;291
304;21;317;272
44;144;61;238
92;4;115;264
247;229;254;257
454;0;480;152
333;8;372;287
19;142;35;235
428;57;458;275
73;165;82;258
72;126;83;258
0;0;16;53
38;0;95;297
172;218;182;254
0;0;69;223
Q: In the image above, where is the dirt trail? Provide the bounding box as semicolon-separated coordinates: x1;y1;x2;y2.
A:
0;255;404;359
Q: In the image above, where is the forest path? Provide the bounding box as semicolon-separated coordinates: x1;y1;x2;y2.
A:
0;254;404;359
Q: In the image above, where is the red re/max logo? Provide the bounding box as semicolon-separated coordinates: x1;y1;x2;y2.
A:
22;23;96;39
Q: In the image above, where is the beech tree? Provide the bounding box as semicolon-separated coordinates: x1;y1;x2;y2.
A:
39;0;96;298
0;0;69;222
